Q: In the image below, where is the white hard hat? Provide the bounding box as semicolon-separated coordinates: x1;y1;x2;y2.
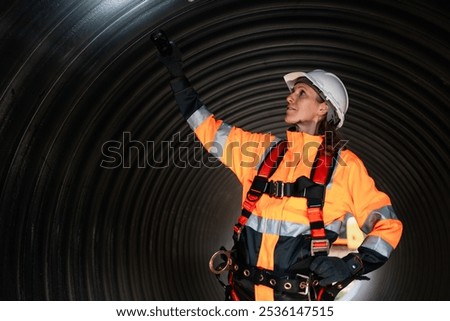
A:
283;69;349;128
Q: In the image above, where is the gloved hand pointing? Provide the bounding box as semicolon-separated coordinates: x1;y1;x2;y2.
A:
310;254;363;287
150;29;184;78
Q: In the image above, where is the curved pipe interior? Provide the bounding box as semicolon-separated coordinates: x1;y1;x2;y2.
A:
0;0;449;300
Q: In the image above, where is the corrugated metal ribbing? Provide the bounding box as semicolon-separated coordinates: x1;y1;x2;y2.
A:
0;0;448;300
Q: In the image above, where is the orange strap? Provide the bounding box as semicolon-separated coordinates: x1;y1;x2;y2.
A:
307;146;335;254
233;140;288;237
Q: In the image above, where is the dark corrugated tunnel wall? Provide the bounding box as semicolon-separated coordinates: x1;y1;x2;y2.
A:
1;0;449;300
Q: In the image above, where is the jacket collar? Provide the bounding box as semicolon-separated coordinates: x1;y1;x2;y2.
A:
286;126;323;150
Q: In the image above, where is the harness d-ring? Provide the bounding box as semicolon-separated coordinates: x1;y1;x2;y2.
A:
209;250;232;274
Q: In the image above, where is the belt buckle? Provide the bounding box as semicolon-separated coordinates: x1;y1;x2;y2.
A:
271;181;284;198
311;239;330;256
295;273;310;296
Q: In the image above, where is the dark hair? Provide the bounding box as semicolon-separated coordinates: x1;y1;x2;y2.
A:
317;117;346;155
315;95;346;155
296;77;346;155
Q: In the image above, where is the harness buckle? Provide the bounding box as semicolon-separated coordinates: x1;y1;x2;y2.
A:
295;273;310;296
311;239;330;256
209;250;232;274
270;181;285;198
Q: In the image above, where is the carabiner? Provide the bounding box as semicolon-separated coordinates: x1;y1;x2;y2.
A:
208;250;232;274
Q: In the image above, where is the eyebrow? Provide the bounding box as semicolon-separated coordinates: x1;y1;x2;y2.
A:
293;82;326;101
293;83;312;92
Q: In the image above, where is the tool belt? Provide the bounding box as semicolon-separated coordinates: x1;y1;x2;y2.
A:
209;248;367;301
209;249;320;300
232;262;315;297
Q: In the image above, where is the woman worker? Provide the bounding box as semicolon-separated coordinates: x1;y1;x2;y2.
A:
151;31;402;301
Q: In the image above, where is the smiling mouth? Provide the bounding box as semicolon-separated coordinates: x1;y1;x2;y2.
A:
286;106;296;111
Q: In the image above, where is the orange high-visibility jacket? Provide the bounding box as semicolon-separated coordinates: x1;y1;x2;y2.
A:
171;77;403;301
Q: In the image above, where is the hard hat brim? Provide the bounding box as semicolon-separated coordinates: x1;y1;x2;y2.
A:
283;72;310;92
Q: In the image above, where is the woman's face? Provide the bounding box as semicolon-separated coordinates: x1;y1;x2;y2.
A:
284;83;328;130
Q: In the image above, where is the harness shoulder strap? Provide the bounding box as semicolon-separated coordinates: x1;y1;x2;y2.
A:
233;140;288;241
308;145;338;256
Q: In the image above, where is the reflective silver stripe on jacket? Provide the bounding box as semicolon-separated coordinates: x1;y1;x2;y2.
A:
360;235;394;258
186;105;211;130
361;205;398;234
210;122;232;158
246;215;342;238
325;220;343;234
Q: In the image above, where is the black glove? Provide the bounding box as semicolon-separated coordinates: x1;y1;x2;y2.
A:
310;254;363;286
150;29;184;78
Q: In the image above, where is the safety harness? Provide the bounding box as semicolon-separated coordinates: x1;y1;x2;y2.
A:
233;139;335;254
210;139;361;300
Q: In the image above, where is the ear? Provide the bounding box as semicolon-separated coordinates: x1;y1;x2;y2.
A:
318;102;328;116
